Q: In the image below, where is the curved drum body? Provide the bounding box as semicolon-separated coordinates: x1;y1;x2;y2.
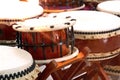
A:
53;11;120;61
0;2;43;46
97;0;120;16
0;46;40;80
103;54;120;75
0;24;16;45
13;17;78;64
39;0;85;12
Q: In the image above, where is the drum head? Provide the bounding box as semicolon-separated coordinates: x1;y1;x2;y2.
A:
0;1;43;24
49;10;120;39
0;46;39;80
97;1;120;15
13;17;76;32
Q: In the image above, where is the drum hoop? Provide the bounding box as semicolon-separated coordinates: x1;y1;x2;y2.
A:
104;65;120;76
0;61;36;80
74;28;120;39
35;46;79;64
0;40;16;46
87;48;120;61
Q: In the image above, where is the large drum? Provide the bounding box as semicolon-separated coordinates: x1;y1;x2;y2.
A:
39;0;85;13
97;1;120;75
13;16;79;64
52;10;120;61
0;45;40;80
0;2;43;46
97;0;120;16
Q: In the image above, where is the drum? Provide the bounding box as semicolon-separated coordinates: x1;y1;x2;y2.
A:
97;0;120;16
0;2;43;46
52;10;120;61
0;45;40;80
13;16;79;64
39;0;85;13
97;1;120;75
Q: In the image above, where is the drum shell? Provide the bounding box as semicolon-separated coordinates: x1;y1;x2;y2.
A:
0;24;16;40
39;0;84;10
18;29;70;60
75;35;120;53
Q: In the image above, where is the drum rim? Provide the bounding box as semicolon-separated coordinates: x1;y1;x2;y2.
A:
104;65;120;76
35;46;79;64
87;48;120;61
12;17;76;32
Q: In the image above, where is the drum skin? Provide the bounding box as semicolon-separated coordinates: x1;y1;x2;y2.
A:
75;35;120;53
0;24;16;40
21;29;69;60
40;0;83;10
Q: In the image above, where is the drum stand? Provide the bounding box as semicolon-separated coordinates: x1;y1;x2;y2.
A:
37;47;90;80
83;61;110;80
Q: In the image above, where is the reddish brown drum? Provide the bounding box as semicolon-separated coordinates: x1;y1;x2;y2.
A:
19;29;69;60
39;0;85;12
13;17;76;63
53;11;120;61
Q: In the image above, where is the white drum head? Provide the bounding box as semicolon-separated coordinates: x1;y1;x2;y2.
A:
49;10;120;39
97;1;120;15
0;46;39;80
13;17;76;32
0;2;43;22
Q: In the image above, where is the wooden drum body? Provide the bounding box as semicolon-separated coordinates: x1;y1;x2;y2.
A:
13;17;78;64
54;11;120;61
39;0;85;12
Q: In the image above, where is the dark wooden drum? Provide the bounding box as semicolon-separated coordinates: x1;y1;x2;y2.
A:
13;17;78;64
53;11;120;61
39;0;85;12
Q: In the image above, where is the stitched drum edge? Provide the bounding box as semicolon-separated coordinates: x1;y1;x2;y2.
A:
0;61;40;80
0;15;39;25
74;29;120;39
87;48;120;61
104;65;120;76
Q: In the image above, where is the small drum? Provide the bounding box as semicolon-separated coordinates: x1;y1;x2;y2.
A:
53;10;120;61
39;0;85;13
97;0;120;16
13;16;79;64
0;2;43;46
0;45;40;80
